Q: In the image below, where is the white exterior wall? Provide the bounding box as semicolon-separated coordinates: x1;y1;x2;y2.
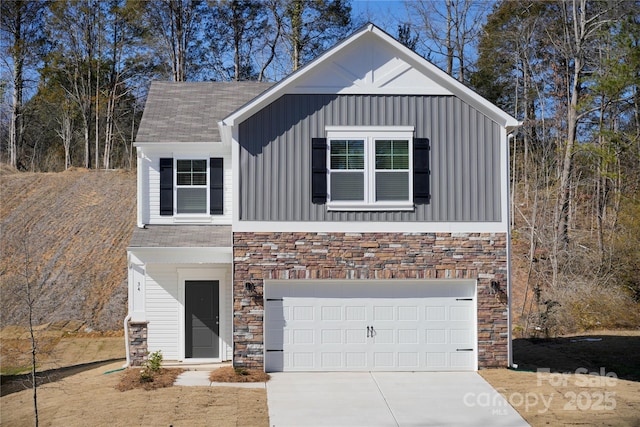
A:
136;143;232;226
139;262;233;362
145;264;180;359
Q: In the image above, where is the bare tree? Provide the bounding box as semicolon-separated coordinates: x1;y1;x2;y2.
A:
10;230;45;427
0;0;48;169
47;0;103;169
140;0;207;81
553;0;620;247
208;0;267;81
281;0;352;71
408;0;488;82
55;100;74;170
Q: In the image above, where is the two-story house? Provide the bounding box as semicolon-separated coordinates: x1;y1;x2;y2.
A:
126;23;519;372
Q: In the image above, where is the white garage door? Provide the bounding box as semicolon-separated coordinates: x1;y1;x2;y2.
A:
264;280;477;372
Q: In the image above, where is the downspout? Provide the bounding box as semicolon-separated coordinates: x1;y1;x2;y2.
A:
506;131;517;369
136;147;145;229
123;313;131;368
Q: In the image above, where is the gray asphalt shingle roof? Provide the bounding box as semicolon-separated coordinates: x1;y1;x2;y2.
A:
135;81;273;143
129;225;232;248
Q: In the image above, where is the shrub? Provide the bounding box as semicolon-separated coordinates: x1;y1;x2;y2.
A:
146;350;163;373
139;350;163;382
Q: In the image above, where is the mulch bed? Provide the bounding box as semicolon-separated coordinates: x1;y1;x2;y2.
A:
209;366;270;383
116;368;184;391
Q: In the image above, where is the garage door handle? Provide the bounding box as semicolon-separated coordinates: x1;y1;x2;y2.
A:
456;348;473;351
366;326;370;337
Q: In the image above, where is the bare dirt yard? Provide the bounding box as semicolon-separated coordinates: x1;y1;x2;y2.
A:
1;361;269;427
1;329;639;426
481;330;640;426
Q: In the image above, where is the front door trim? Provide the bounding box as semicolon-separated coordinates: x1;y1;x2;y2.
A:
177;267;227;362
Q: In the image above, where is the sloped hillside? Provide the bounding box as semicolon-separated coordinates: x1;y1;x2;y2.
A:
0;168;136;331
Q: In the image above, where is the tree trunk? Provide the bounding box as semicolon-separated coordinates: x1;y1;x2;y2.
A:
103;93;116;170
9;0;25;169
290;0;303;71
445;0;453;76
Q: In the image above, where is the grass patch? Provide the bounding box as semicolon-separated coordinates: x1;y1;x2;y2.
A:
209;366;270;383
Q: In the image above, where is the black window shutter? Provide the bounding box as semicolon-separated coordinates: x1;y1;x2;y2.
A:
210;158;224;215
159;158;173;215
413;138;430;204
311;138;327;204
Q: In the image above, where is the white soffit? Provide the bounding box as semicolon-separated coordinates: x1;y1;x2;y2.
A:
290;34;451;95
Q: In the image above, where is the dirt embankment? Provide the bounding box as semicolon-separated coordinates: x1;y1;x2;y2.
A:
0;168;136;331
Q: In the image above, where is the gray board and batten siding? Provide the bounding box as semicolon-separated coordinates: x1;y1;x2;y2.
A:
238;94;502;222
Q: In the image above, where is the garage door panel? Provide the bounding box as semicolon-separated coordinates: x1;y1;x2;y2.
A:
345;328;366;344
346;352;367;368
345;305;366;321
450;329;473;345
373;305;394;321
426;305;446;321
265;281;477;372
450;305;473;321
398;329;418;344
292;352;314;369
373;352;394;368
398;306;418;321
398;352;420;368
292;329;314;345
321;352;342;368
426;329;447;344
321;306;342;321
292;305;314;321
450;352;474;369
426;352;447;369
373;328;394;344
321;329;342;344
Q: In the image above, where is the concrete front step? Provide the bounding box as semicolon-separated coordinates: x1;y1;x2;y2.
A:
173;370;266;388
162;360;232;371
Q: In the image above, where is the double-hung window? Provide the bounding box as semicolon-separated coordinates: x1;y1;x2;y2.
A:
326;126;414;211
159;157;224;217
176;159;208;214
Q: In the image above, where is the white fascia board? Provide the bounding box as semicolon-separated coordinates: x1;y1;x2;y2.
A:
135;141;228;153
232;221;508;234
221;25;373;127
126;247;232;264
222;23;519;130
365;26;519;129
135;142;231;160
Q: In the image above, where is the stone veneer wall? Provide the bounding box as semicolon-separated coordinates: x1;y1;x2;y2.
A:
128;321;148;366
233;232;509;370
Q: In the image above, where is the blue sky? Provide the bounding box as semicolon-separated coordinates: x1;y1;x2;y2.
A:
351;0;411;32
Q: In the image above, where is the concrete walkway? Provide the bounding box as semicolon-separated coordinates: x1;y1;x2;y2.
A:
266;372;529;427
173;370;265;388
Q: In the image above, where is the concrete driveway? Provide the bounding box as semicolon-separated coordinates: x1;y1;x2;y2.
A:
267;372;529;427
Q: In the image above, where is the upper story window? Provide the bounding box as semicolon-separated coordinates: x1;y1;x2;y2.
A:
323;126;416;211
176;160;207;214
159;157;224;216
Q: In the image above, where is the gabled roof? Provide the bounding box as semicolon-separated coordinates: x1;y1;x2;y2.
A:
135;81;273;144
221;23;519;131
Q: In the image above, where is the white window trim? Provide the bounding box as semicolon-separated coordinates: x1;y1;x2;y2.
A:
174;157;210;218
325;126;415;211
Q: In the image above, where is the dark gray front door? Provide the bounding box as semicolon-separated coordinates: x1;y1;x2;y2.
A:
185;280;219;358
